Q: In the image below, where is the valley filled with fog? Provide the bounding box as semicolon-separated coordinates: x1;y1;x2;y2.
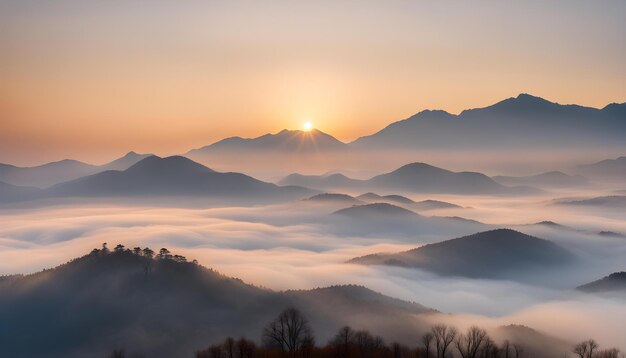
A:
2;152;625;354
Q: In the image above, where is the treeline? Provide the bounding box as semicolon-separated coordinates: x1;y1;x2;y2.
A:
90;242;196;264
194;308;623;358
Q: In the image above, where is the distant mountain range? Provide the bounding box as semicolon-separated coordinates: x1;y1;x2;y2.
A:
0;248;433;357
493;171;588;188
0;151;151;188
187;129;348;157
577;272;626;293
326;202;487;241
0;156;315;204
356;192;462;210
557;195;626;208
281;162;539;195
349;229;578;282
333;202;418;218
576;156;626;181
351;94;626;150
182;94;626;158
4;94;625;190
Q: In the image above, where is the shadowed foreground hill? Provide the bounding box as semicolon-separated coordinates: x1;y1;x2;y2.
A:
350;229;578;282
0;247;433;358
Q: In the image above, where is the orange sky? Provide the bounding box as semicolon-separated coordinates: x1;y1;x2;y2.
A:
1;1;625;166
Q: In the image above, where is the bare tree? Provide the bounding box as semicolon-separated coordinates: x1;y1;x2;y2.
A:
432;325;457;358
574;340;599;358
422;332;434;358
332;326;355;358
455;326;488;358
595;348;622;358
513;343;523;358
223;337;235;358
502;340;512;358
109;349;125;358
263;308;314;357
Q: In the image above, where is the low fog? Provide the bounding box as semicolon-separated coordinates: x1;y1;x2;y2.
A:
1;188;625;350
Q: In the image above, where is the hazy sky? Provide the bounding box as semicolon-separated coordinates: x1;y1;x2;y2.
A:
1;0;625;165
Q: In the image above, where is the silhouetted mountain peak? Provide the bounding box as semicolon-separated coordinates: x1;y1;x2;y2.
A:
393;162;450;175
304;193;362;204
189;128;347;155
125;155;214;175
333;203;418;217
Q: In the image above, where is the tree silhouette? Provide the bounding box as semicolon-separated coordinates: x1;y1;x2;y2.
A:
142;247;154;259
332;326;354;358
422;332;434;358
157;248;171;260
114;244;125;252
132;247;142;256
262;307;314;357
432;324;457;358
455;326;488;358
574;340;599;358
224;337;235;358
109;349;125;358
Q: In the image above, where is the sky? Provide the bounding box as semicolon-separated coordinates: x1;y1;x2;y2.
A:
1;0;625;165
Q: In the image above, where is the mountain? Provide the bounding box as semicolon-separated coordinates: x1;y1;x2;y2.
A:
495;325;572;358
351;94;626;150
45;155;314;202
576;156;626;181
0;152;151;188
278;173;360;190
367;163;535;195
349;229;578;281
598;231;626;239
0;181;41;202
281;163;539;196
413;199;462;210
558;196;626;208
0;248;433;357
99;151;152;171
333;203;419;218
304;193;364;205
188;129;348;156
493;171;588;188
0;159;97;188
577;272;626;293
327;203;486;241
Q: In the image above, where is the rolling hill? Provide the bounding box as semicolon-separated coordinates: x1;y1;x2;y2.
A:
577;272;626;293
0;151;151;188
557;196;626;208
44;155;314;202
493;171;588;188
349;229;578;281
576;156;626;181
0;247;433;357
367;163;535;195
280;163;538;196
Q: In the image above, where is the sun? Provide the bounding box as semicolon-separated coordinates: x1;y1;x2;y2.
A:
303;121;313;131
